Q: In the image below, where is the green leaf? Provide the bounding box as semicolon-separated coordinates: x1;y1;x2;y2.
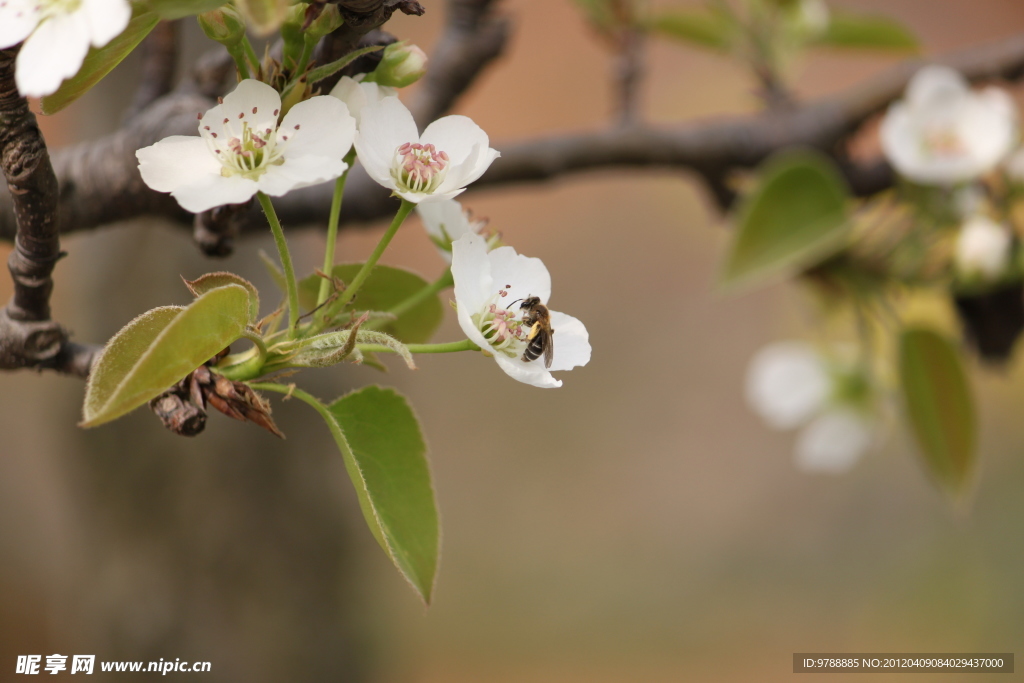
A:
327;386;439;603
299;264;443;344
81;285;251;427
307;45;386;86
183;272;260;324
144;0;227;19
720;149;851;290
40;10;160;115
234;0;289;36
646;7;736;52
814;12;918;51
899;327;977;497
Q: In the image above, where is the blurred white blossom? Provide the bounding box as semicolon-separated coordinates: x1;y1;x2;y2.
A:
881;65;1017;185
746;341;874;474
955;215;1013;281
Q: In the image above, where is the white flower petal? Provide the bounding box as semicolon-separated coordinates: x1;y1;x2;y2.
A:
420;115;492;168
0;2;41;49
905;65;967;107
210;79;282;140
278;95;356;161
745;342;830;430
171;174;259;214
794;409;873;474
452;232;493;325
486;245;552;307
354;97;419;190
329;77;397;127
256;155;347;196
418;198;472;243
15;11;91;97
82;0;131;47
136;136;222;192
547;311;591;372
493;353;562;388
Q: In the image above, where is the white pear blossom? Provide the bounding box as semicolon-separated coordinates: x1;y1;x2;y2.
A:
881;65;1017;186
136;80;356;213
745;342;830;430
746;341;874;474
328;75;396;128
416;198;496;263
354;97;499;204
451;232;590;388
955;215;1013;281
0;0;131;97
794;409;874;474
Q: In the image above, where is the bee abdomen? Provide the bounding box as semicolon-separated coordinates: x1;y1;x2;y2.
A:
522;337;545;362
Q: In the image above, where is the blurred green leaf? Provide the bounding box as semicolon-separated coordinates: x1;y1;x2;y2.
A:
184;272;260;324
299;264;443;344
41;10;160;115
899;327;977;497
572;0;616;31
720;149;851;290
145;0;226;19
81;285;251;427
814;11;918;51
646;7;736;52
234;0;289;36
327;386;439;603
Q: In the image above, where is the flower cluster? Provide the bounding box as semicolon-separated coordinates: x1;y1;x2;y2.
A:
136;77;589;388
746;342;875;473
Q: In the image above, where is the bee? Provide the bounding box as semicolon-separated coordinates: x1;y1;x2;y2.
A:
514;295;555;368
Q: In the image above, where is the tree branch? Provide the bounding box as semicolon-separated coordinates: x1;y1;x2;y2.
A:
0;47;97;377
2;33;1024;241
124;20;180;122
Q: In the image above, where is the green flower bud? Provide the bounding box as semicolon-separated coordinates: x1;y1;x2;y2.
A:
197;8;247;48
372;41;427;89
306;5;343;42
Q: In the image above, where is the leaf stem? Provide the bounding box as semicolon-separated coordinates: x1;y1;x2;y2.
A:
360;339;480;355
331;199;415;313
257;192;301;339
317;151;357;308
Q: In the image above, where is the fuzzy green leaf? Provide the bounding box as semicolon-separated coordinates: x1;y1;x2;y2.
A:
41;10;160;115
721;149;851;290
81;285;251;427
327;386;438;603
184;272;260;324
299;264;443;344
899;327;977;497
814;12;918;51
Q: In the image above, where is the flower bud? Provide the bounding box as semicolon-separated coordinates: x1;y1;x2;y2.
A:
198;8;246;48
371;41;427;88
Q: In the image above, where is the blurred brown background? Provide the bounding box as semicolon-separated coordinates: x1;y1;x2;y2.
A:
3;1;1024;681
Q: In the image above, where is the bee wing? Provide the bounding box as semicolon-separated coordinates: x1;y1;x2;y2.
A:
542;327;554;368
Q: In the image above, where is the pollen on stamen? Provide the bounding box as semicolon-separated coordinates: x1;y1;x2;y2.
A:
197;113;202;120
238;112;244;119
273;108;279;116
217;97;224;104
252;107;258;114
203;126;210;130
223;118;229;124
211;132;218;138
294;124;301;130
